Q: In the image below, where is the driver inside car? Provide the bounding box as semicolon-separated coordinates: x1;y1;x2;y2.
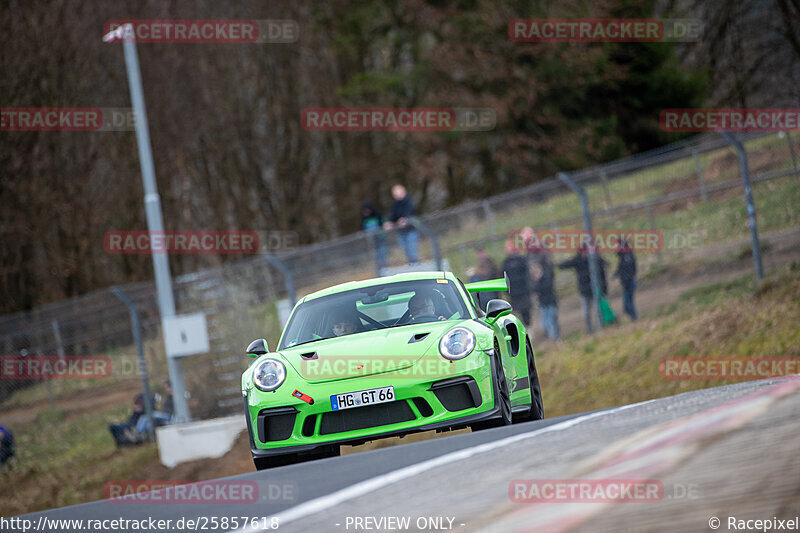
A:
408;293;446;322
332;315;359;337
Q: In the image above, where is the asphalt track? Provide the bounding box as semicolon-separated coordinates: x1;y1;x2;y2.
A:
15;375;800;533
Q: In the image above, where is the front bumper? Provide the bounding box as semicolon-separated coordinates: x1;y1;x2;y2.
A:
244;360;497;458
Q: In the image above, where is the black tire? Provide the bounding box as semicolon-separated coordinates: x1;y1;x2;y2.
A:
253;444;340;471
471;339;512;431
521;338;544;421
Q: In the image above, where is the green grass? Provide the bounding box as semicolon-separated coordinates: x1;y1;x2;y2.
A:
439;133;799;280
539;263;800;418
0;402;158;515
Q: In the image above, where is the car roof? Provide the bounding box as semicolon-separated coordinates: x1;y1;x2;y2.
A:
299;271;456;302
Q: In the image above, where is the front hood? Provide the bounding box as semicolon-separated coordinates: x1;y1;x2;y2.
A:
281;321;462;382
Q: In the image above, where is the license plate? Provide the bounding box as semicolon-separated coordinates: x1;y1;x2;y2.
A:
331;386;395;411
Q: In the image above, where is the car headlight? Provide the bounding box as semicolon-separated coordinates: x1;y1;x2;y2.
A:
253;359;286;392
439;327;476;361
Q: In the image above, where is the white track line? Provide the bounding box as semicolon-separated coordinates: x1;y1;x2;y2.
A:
233;399;655;532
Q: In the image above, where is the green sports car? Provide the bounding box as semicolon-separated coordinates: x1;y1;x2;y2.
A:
241;271;544;470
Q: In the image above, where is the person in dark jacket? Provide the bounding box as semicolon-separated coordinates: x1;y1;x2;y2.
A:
531;253;559;341
501;240;532;325
383;184;419;264
614;242;638;321
0;425;14;466
558;245;607;334
469;247;501;310
362;202;388;273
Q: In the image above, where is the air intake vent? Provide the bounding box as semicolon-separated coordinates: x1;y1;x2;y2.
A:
408;332;430;343
300;351;318;359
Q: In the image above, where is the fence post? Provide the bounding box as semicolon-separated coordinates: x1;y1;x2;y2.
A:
110;286;156;443
692;148;709;202
786;131;799;181
647;204;663;266
409;217;443;270
600;171;617;225
482;199;496;238
720;133;764;282
460;244;469;275
557;172;603;332
48;320;68;409
263;253;297;307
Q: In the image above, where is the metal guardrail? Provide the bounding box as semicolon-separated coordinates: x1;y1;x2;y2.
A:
1;131;797;414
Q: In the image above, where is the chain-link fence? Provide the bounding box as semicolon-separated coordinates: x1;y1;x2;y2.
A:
2;131;798;425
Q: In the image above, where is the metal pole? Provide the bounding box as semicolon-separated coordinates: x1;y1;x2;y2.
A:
692;148;709;202
600;171;616;225
647;205;663;265
482;199;495;238
264;253;297;307
786;131;799;181
366;232;380;277
410;216;442;270
720;133;764;282
49;320;66;409
557;173;603;331
107;24;190;422
110;286;156;442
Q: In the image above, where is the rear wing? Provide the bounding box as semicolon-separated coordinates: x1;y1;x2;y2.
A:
464;273;509;294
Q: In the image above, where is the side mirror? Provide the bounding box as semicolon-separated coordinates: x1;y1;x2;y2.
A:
246;339;269;357
485;299;512;323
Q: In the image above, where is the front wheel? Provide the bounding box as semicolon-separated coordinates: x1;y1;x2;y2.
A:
520;338;544;421
471;340;512;431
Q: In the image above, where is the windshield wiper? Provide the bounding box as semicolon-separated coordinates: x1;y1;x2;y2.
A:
281;338;326;350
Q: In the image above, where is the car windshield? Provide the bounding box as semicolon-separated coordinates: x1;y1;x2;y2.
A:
279;278;470;349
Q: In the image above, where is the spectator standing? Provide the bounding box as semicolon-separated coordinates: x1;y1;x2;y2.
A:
614;242;638;321
469;247;500;309
559;245;608;334
383;184;420;264
0;424;15;466
361;202;388;274
531;253;560;341
501;240;533;325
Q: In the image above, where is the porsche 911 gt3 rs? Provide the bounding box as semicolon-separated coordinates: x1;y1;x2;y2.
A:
241;271;543;470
